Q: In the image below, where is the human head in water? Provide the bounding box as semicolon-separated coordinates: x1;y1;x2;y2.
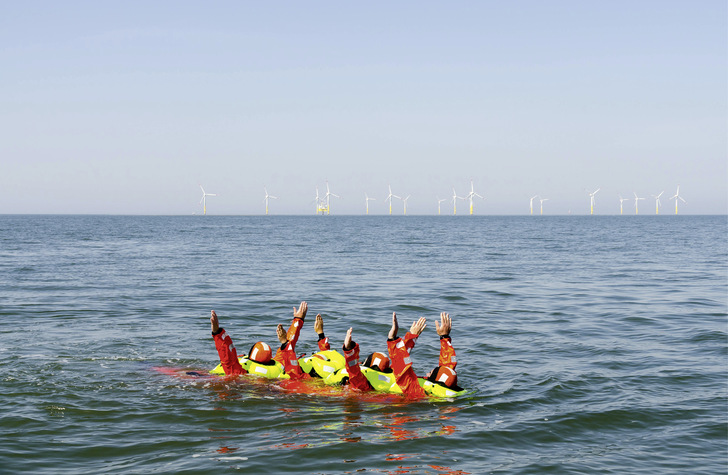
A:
363;352;391;372
248;341;272;364
427;365;457;388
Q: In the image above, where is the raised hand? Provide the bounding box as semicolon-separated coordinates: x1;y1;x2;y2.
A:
293;301;308;320
344;327;354;351
435;312;451;336
276;324;287;344
210;310;219;333
314;314;323;334
409;317;427;337
388;312;399;340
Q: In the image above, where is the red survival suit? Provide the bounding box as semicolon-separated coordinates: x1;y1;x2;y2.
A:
212;328;247;376
308;332;372;391
387;333;457;398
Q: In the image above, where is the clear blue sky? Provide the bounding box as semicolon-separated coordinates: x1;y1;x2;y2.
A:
1;1;725;214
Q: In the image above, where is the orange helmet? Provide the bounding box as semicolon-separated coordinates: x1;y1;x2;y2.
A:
431;366;457;388
364;352;390;372
248;341;272;364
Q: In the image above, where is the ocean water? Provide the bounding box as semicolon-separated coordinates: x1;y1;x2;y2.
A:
0;215;726;474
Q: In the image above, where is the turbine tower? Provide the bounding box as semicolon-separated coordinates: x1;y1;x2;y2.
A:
588;188;600;215
633;192;645;215
384;185;400;215
323;181;339;215
315;187;322;215
401;195;411;215
464;180;484;215
539;198;549;215
618;195;629;215
670;185;686;214
199;184;217;216
437;197;447;215
365;193;376;215
529;195;539;215
651;191;664;215
264;187;277;215
451;188;464;215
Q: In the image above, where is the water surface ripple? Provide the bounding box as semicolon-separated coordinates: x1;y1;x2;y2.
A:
0;215;726;474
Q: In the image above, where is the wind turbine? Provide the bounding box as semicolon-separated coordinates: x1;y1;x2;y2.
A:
539;198;549;215
670;185;686;214
384;185;400;215
264;187;277;215
618;195;629;215
451;188;464;215
651;191;664;215
587;188;600;215
400;195;411;215
323;182;339;215
633;192;645;214
437;197;447;215
464;180;484;215
314;187;322;215
199;184;217;216
365;193;376;215
529;195;539;215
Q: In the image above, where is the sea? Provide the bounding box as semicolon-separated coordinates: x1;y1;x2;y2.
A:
0;215;726;474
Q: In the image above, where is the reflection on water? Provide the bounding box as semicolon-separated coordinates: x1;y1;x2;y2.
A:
157;364;470;471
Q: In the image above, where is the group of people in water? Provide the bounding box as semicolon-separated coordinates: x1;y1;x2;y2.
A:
209;301;461;398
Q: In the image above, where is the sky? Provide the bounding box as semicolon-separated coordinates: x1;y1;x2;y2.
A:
1;1;726;215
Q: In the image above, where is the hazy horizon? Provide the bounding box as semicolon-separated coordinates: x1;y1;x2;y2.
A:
2;2;726;215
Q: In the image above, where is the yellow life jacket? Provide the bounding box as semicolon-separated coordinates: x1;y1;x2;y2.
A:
323;368;349;386
298;350;345;378
418;378;468;398
209;357;289;379
323;366;398;392
360;366;399;393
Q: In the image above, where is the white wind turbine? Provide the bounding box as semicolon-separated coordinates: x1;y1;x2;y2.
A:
365;193;376;215
400;195;411;215
539;197;549;215
323;181;339;215
633;192;645;214
264;187;277;215
670;185;686;214
618;195;629;215
437;197;447;215
384;185;400;215
651;191;664;215
587;188;600;215
314;187;322;215
464;180;484;215
199;184;217;216
451;188;464;215
529;195;539;215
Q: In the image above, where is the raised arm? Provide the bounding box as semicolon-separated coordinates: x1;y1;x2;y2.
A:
342;327;372;391
210;310;246;376
314;313;330;351
387;312;399;340
436;312;457;370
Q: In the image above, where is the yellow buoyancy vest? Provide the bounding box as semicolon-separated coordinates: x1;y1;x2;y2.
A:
298;350;345;378
418;378;468;398
209;357;289;379
323;366;399;393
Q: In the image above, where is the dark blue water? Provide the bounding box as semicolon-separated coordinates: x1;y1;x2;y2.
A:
1;215;726;474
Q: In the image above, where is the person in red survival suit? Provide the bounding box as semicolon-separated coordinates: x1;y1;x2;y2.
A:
210;310;272;375
386;311;459;398
210;303;312;377
272;301;312;379
313;313;391;391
